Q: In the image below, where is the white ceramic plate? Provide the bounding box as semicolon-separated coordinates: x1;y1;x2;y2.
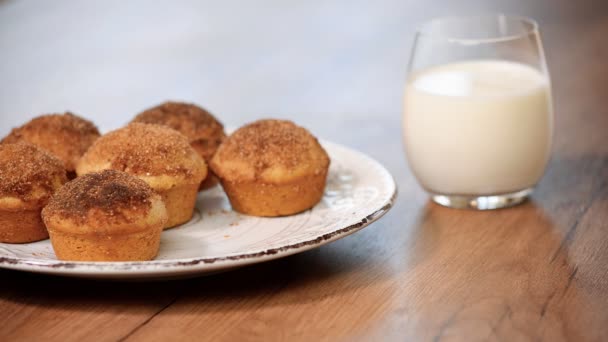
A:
0;141;396;280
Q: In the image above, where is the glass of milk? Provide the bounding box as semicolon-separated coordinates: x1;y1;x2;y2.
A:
403;15;553;209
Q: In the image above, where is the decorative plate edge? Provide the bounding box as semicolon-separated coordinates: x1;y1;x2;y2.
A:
0;186;397;272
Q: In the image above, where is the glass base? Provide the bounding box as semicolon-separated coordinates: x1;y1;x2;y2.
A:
431;188;533;210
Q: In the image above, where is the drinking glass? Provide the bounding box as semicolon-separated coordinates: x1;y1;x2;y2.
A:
403;15;553;210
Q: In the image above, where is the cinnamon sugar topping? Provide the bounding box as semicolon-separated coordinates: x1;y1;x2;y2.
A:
1;112;100;171
79;123;206;178
0;143;67;205
132;101;226;161
43;170;153;224
212;119;329;177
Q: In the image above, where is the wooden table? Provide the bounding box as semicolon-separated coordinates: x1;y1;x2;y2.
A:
1;0;607;341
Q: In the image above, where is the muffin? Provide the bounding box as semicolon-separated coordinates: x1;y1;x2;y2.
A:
76;123;207;228
0;143;68;243
132;101;226;189
42;170;167;261
210;119;330;216
1;112;101;178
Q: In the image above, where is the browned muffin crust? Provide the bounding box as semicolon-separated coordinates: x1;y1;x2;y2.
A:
0;143;67;206
43;170;153;225
132;101;226;161
217;120;318;170
211;119;330;182
1;112;100;172
79;123;203;178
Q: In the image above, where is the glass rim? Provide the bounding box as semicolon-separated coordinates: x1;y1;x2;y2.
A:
415;14;540;44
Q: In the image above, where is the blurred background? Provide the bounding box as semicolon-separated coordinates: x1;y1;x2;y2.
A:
0;0;605;156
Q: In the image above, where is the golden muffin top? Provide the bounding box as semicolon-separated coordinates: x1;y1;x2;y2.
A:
1;112;100;172
0;143;67;209
77;123;207;188
210;119;330;183
42;170;167;233
132;101;226;162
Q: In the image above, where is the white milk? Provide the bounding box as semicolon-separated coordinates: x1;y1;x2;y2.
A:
403;60;552;195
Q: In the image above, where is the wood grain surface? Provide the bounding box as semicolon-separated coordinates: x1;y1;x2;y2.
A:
1;0;607;341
